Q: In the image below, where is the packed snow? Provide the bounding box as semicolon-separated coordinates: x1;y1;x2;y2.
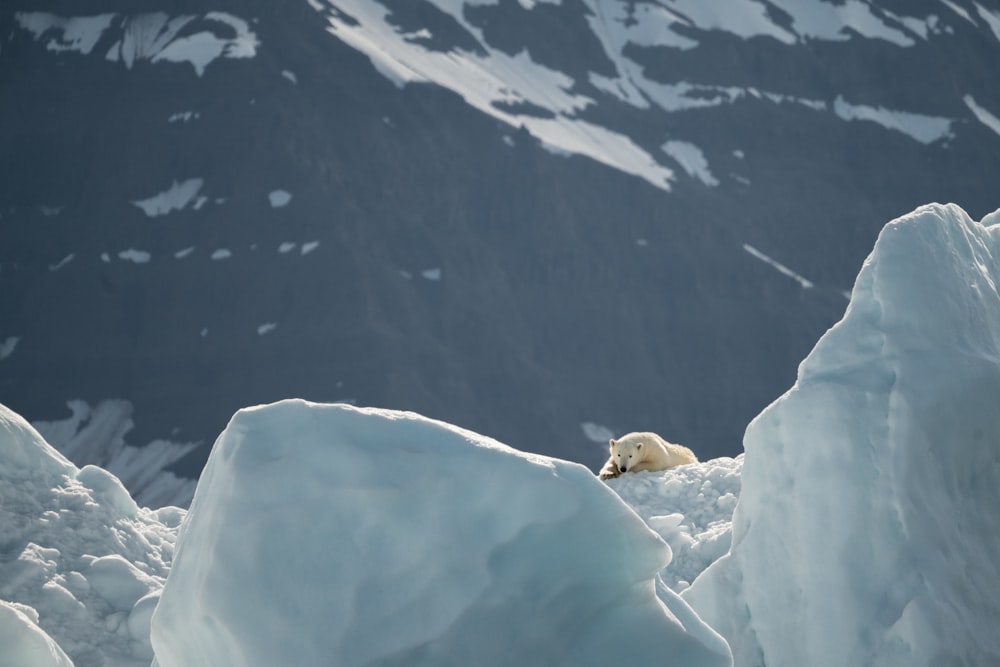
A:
4;202;1000;666
685;203;1000;667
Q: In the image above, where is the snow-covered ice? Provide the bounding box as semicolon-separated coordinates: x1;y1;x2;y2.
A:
606;457;743;592
0;403;182;666
151;400;731;667
685;203;1000;667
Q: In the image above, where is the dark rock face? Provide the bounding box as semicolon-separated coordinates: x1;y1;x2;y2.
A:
1;1;998;493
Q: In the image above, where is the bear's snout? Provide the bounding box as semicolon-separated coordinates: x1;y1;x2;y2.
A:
619;466;627;473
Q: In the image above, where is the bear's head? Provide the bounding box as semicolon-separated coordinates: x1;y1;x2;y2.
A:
609;437;644;473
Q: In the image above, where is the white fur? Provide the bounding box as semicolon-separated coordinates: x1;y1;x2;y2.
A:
598;432;697;480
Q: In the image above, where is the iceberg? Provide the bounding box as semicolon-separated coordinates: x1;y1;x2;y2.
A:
685;203;1000;667
151;400;731;667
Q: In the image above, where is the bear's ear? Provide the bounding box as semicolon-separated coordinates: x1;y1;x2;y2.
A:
609;438;617;452
636;442;642;449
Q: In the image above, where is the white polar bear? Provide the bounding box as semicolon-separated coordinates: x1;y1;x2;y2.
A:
598;432;697;480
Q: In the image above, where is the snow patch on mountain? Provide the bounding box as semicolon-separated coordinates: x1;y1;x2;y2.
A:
833;96;954;144
132;178;205;217
964;94;1000;138
319;0;675;190
976;2;1000;44
0;337;20;361
14;13;116;55
118;249;152;264
662;140;719;186
743;244;815;289
15;12;258;76
268;190;292;208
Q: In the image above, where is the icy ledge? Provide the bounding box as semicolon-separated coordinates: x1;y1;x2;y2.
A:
150;399;731;667
684;203;1000;667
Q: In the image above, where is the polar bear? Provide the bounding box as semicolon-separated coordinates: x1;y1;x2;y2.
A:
598;432;697;480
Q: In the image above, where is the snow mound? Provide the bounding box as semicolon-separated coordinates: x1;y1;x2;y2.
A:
0;403;182;667
151;400;731;667
606;456;742;592
685;203;1000;667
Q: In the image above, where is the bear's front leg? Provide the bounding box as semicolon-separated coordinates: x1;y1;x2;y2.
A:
598;459;620;480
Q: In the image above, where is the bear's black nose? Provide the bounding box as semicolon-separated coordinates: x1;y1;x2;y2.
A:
619;466;627;473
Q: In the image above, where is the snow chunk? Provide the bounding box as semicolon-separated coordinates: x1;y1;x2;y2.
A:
300;241;319;255
421;267;442;281
256;323;277;336
151;401;731;667
281;69;297;84
686;203;1000;667
268;189;292;208
132;178;204;217
210;249;231;260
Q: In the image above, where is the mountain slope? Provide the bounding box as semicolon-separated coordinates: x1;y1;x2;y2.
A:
1;0;998;500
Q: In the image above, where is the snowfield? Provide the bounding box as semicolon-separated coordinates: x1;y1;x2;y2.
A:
2;203;1000;666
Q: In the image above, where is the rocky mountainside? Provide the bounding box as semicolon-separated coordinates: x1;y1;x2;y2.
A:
2;0;998;504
